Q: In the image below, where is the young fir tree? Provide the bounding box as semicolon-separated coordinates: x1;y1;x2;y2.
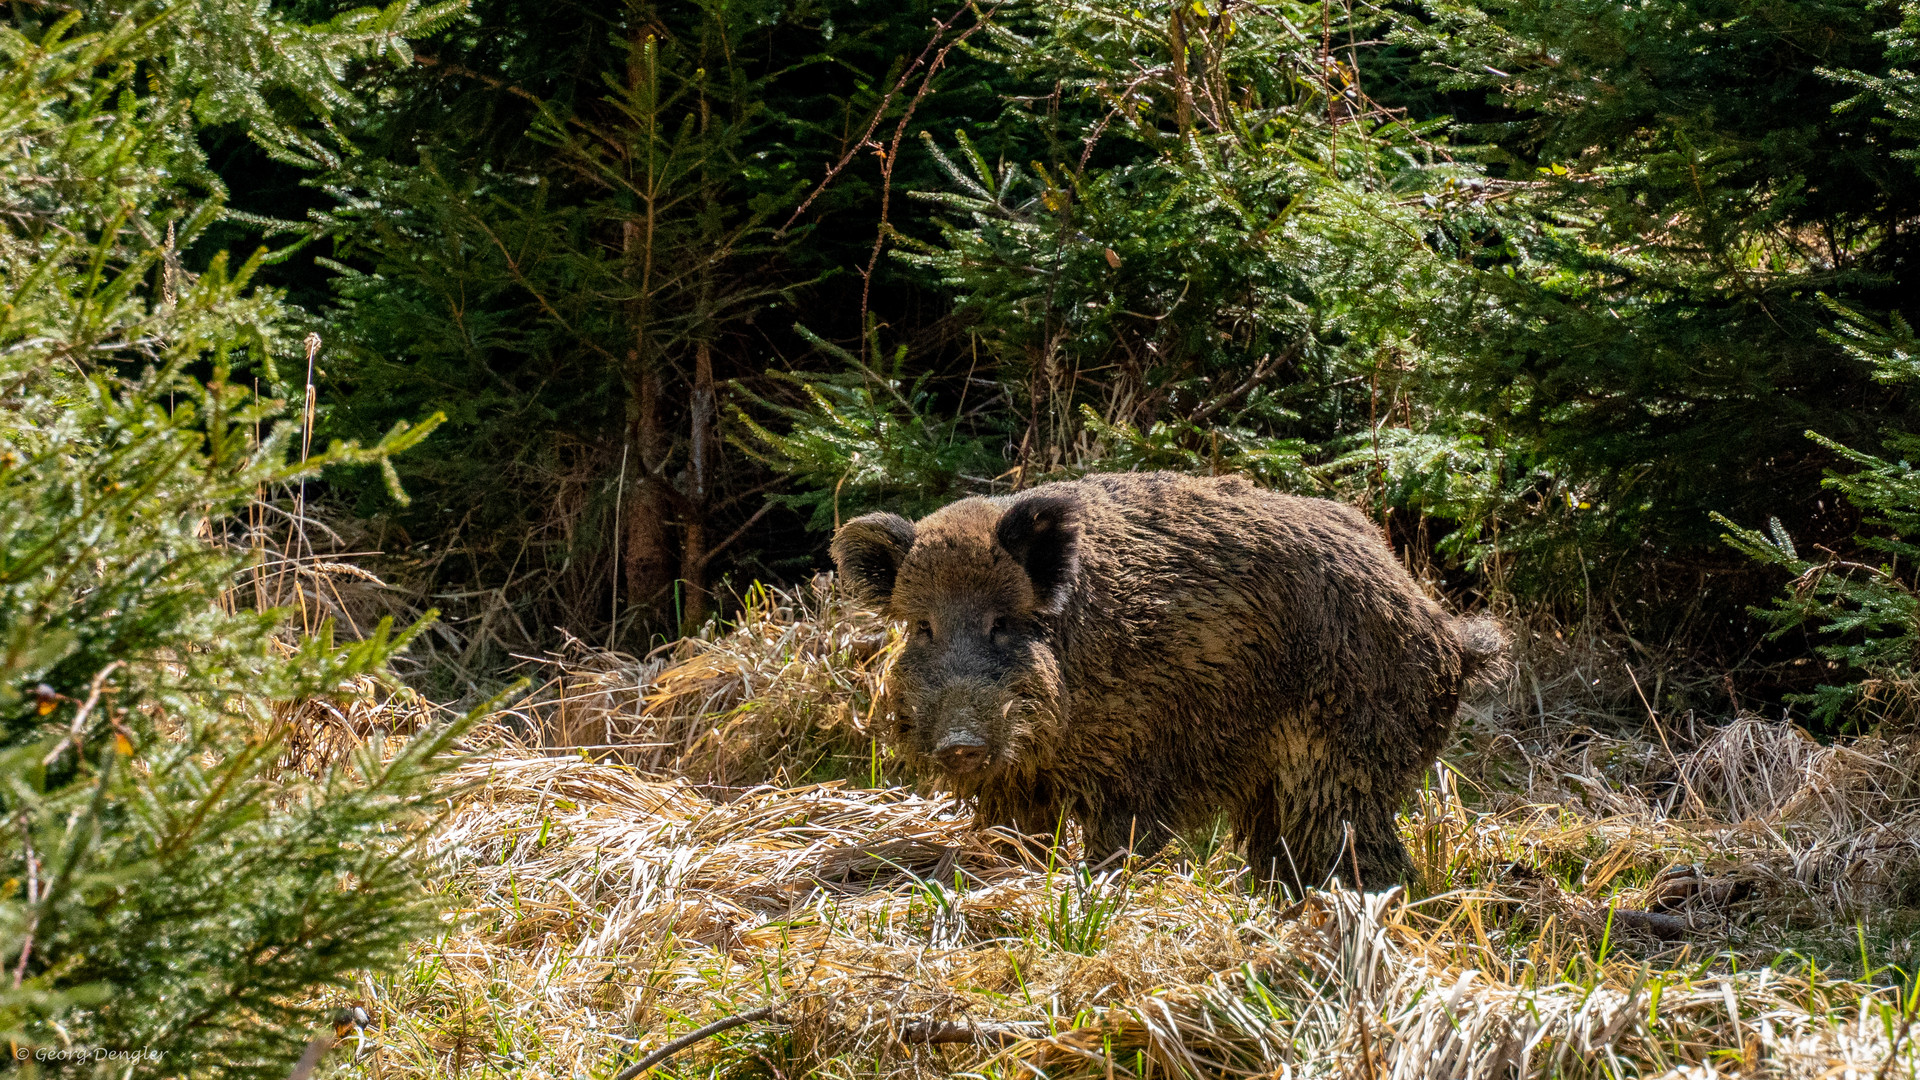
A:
1715;0;1920;726
1715;307;1920;729
897;0;1450;483
1;2;464;1074
1388;0;1920;634
313;0;1019;658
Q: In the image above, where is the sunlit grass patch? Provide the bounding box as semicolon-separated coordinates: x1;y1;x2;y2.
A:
315;597;1920;1079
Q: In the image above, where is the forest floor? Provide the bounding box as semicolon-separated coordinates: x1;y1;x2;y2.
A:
321;582;1920;1080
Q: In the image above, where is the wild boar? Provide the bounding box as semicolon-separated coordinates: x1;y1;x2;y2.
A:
832;471;1504;889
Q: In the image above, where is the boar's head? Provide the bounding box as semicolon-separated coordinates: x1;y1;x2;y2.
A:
831;491;1078;783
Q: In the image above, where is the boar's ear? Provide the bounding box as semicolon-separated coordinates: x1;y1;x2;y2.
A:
832;513;917;608
995;492;1082;614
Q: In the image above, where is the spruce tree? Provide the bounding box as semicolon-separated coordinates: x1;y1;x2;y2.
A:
1716;309;1920;729
312;0;1018;657
1;3;467;1073
1389;0;1920;632
897;0;1450;480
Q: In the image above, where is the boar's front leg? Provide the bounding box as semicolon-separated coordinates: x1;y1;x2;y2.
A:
1334;797;1415;888
971;777;1066;858
1239;782;1414;895
1077;786;1180;867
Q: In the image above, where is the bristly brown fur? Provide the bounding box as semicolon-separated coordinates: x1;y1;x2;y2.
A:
834;471;1504;890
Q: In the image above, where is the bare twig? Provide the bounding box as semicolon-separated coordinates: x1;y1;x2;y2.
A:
777;2;978;237
615;1004;781;1080
412;53;541;104
411;54;621;147
693;500;778;572
11;816;38;989
463;214;625;368
1188;347;1296;427
856;3;1001;347
42;661;124;768
1627;662;1708;816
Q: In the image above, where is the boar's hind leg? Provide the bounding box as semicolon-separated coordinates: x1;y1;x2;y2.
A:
1346;799;1415;889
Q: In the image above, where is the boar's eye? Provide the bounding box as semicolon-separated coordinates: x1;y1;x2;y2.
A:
990;615;1011;638
915;619;933;640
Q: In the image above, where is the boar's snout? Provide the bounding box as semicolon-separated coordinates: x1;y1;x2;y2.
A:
934;731;990;774
916;684;1003;777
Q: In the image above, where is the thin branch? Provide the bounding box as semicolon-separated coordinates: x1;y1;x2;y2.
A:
712;475;788;513
464;214;625;368
11;814;38;989
614;1005;781;1080
41;661;124;768
776;2;979;237
1077;74;1153;178
412;54;620;146
857;3;1000;344
412;53;544;105
694;500;778;571
1188;345;1298;427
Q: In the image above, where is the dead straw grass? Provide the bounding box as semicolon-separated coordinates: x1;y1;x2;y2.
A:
494;579;897;786
318;594;1920;1080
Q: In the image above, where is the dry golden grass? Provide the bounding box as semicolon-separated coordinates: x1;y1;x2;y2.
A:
314;590;1920;1080
494;579;898;785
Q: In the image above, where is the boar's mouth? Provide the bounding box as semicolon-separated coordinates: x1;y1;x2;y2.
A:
932;730;992;775
909;695;1050;781
913;707;1006;779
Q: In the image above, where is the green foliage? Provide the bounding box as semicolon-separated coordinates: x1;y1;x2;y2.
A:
1829;0;1920;174
143;0;465;168
1716;308;1920;728
1319;427;1529;571
1387;0;1920;628
313;0;1019;649
185;0;1920;702
1;7;463;1073
318;155;629;523
732;327;1005;531
1037;864;1125;956
900;0;1461;478
1076;405;1312;492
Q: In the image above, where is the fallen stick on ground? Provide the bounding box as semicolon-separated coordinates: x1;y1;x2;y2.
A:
615;1005;783;1080
1607;907;1688;940
896;1019;1050;1045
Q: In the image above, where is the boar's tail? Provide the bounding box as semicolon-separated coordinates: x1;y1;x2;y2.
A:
1452;615;1510;683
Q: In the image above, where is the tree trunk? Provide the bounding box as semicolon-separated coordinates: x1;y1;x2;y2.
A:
1170;6;1192;133
620;207;676;627
623;355;676;621
678;340;716;630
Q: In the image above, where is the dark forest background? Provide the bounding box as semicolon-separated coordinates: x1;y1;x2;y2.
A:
41;0;1920;723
